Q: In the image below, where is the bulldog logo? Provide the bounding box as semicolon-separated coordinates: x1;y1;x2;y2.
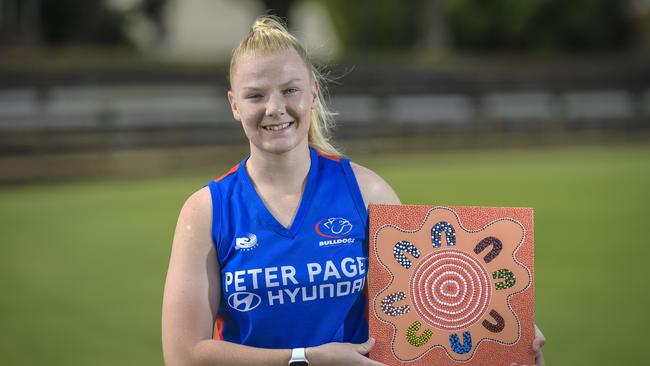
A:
315;217;353;238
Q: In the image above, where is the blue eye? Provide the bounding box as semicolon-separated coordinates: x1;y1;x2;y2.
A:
284;88;299;95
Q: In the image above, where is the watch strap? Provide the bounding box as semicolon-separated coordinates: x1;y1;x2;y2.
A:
289;347;309;365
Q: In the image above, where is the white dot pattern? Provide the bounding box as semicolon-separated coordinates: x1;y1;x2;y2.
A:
409;250;491;330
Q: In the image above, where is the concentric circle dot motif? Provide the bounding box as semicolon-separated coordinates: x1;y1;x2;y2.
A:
409;249;491;331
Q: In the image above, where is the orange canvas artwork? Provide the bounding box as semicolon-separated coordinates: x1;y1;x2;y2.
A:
368;205;535;365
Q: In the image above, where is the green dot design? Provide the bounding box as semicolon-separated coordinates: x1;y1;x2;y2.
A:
492;268;516;290
406;320;433;347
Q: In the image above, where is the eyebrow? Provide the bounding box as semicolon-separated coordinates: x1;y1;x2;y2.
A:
241;78;305;91
280;78;304;87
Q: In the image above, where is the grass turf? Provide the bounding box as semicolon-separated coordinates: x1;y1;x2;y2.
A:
0;143;648;365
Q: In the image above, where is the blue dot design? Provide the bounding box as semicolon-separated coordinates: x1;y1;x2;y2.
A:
449;331;472;355
432;221;456;247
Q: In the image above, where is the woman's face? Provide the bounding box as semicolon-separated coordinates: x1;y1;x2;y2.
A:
228;48;317;155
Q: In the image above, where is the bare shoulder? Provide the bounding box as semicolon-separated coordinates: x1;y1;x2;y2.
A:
180;186;212;219
174;186;213;242
350;162;401;207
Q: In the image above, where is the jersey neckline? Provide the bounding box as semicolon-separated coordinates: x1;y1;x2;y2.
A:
237;147;319;239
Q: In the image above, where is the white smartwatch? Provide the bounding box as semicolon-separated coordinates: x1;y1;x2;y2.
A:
288;347;309;366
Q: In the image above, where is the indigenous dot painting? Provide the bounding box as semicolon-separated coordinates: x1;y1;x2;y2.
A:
368;205;534;365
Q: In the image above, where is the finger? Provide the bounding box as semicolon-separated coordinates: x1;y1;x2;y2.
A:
533;325;546;351
360;349;388;366
536;349;546;366
356;337;376;355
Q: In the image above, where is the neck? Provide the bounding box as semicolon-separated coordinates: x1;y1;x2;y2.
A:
246;143;312;192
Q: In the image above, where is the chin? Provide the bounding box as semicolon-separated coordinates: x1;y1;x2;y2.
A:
255;137;309;156
263;142;301;155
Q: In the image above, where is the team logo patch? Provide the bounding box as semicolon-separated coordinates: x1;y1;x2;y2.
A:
235;233;258;251
228;292;261;312
315;217;353;238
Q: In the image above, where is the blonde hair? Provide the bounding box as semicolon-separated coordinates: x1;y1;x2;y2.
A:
230;15;341;157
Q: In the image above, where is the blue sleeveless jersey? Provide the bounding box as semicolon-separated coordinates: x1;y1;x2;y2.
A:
205;148;369;349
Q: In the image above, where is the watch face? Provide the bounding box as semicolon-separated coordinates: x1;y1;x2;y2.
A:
288;362;309;366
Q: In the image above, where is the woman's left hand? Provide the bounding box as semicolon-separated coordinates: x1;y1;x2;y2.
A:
511;324;545;366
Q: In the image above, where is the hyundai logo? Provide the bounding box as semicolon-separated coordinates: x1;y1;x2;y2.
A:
227;292;261;312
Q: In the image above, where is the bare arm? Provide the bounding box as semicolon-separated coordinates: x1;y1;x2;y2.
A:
162;187;385;366
162;187;293;365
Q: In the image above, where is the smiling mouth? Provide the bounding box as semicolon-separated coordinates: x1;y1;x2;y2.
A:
261;121;294;131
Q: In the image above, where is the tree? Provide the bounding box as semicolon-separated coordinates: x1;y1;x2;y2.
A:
260;0;298;27
40;0;128;45
443;0;635;50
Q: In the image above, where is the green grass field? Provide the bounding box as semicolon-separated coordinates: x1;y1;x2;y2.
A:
1;143;649;365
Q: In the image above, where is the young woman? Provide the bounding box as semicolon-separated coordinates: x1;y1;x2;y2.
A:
162;16;544;366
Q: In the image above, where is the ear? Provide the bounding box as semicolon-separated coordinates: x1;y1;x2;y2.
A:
311;79;319;110
227;90;241;122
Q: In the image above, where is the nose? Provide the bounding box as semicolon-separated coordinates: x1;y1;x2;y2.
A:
265;92;286;117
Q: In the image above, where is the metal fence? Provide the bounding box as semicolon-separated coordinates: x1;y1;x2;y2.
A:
0;65;648;181
1;81;648;154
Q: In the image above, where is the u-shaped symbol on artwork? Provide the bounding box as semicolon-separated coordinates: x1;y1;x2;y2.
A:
393;241;421;269
474;236;503;263
406;321;432;347
493;269;516;290
431;221;456;247
482;309;505;333
449;331;472;355
380;292;410;317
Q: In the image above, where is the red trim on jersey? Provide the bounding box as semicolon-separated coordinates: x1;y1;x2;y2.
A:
214;164;239;183
213;315;224;340
316;150;342;162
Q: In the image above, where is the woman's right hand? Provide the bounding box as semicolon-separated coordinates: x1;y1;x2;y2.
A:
306;338;387;366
